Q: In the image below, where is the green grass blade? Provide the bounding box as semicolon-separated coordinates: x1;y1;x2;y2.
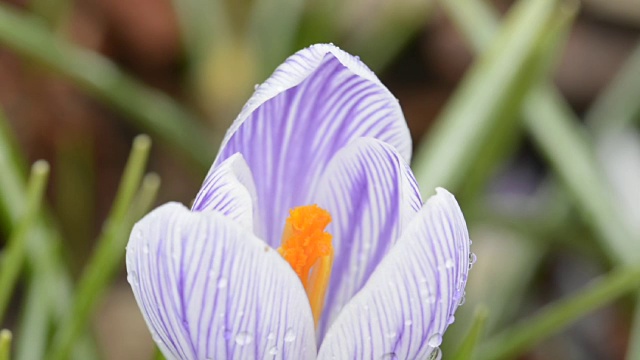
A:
586;42;640;136
0;3;212;170
128;173;161;222
14;278;47;360
412;0;570;195
0;329;11;360
49;135;153;360
0;112;96;359
440;0;637;265
441;2;640;356
525;88;640;261
451;306;489;360
0;160;49;322
478;266;640;360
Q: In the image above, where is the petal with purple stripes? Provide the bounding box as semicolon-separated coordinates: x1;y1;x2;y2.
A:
311;138;422;339
317;189;471;359
126;203;316;360
215;44;412;248
192;154;258;233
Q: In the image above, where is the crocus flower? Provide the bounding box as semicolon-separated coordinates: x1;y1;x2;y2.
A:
126;43;473;360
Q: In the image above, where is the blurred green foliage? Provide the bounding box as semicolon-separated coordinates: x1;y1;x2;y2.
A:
0;0;638;359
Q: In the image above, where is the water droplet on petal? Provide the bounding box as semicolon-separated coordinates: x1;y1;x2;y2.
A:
428;333;442;347
404;319;413;326
385;331;397;339
217;278;228;288
268;346;279;355
445;259;454;268
459;292;466;306
469;253;477;268
284;328;296;342
234;332;253;346
267;332;276;340
448;315;455;325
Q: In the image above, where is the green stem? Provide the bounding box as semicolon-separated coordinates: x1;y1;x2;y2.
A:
0;3;213;170
452;306;489;360
50;136;152;360
0;330;11;360
0;161;49;322
478;266;640;360
0;111;96;359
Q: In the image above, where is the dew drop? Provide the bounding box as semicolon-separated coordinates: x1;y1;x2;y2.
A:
428;333;442;347
217;278;228;289
142;244;149;254
234;332;253;346
267;332;276;340
445;258;454;268
404;319;413;326
268;346;279;355
447;315;455;325
254;84;260;90
284;328;296;342
458;292;466;306
469;253;477;268
385;331;397;339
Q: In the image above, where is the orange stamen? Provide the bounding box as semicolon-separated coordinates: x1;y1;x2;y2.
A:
278;205;333;326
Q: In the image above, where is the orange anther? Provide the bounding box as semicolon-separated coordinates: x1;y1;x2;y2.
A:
278;205;333;326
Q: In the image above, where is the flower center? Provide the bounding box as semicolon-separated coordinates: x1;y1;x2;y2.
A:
278;205;333;326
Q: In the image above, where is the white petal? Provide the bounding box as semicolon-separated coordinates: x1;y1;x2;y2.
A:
213;44;412;247
317;189;471;359
312;138;422;338
127;203;316;360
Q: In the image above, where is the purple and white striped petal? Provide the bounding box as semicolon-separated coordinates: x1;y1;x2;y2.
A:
213;44;412;248
311;138;422;339
192;154;259;233
317;189;470;360
126;203;316;360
